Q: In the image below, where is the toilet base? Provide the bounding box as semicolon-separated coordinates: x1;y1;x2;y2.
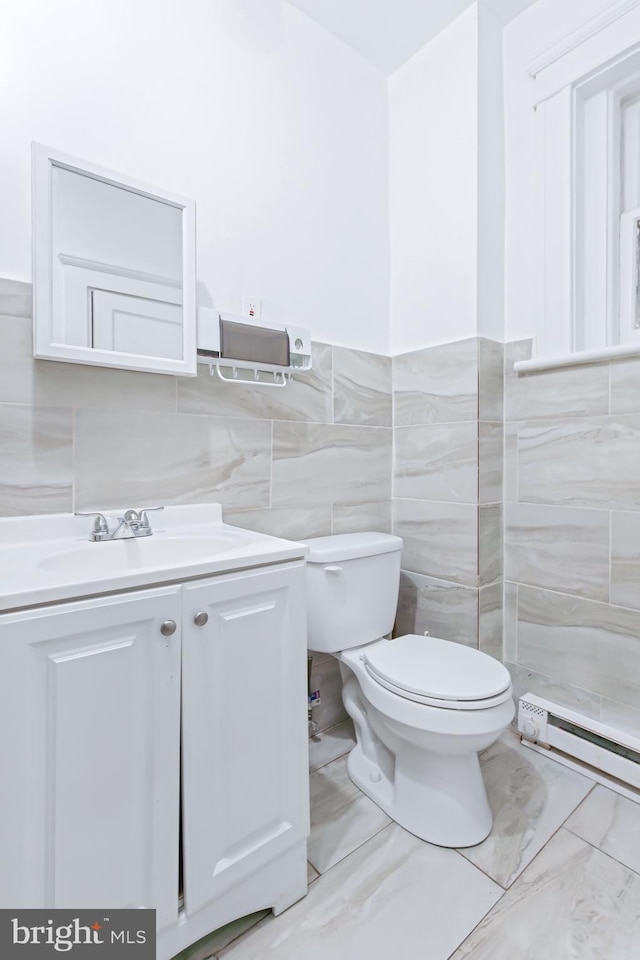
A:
346;740;493;848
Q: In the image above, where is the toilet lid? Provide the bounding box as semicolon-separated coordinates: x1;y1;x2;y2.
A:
363;634;511;703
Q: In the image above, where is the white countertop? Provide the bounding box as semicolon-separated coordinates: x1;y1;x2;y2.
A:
0;504;307;613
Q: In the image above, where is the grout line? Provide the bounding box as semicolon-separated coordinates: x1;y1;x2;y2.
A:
307;820;395;880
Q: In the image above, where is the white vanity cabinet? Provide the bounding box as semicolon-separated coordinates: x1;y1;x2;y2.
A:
0;585;182;927
182;563;308;916
0;555;309;960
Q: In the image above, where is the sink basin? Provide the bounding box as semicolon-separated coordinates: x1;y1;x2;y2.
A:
38;530;250;577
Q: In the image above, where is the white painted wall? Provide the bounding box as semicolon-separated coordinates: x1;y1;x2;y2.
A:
503;0;623;342
477;4;505;342
0;0;390;353
389;7;479;355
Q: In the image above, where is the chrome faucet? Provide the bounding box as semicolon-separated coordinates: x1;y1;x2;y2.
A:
75;507;164;542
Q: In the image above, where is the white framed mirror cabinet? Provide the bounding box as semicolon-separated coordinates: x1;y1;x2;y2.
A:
32;142;197;376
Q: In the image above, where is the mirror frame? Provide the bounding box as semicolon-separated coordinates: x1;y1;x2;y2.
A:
32;142;197;376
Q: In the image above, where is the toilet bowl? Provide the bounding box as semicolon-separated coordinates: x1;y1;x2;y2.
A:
303;532;515;848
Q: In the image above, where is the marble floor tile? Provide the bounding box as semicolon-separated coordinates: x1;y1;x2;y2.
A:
174;911;269;960
459;734;594;888
452;828;640;960
307;755;391;874
220;824;502;960
565;785;640;876
308;719;356;773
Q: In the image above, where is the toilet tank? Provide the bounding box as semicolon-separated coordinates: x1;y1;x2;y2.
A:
302;532;403;653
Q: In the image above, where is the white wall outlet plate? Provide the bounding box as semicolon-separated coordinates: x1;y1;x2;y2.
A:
242;296;261;319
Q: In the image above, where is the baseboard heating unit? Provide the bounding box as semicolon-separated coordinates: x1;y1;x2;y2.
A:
518;694;640;802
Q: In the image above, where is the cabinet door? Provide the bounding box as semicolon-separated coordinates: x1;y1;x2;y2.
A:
0;586;181;929
182;562;309;915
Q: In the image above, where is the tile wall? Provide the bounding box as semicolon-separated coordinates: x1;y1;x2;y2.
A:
392;338;504;654
504;341;640;734
0;278;393;736
7;270;637;737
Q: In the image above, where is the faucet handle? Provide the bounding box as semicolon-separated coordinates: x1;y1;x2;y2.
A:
74;511;109;540
138;505;164;533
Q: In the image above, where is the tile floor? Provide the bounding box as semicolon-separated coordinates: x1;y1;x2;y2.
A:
179;719;640;960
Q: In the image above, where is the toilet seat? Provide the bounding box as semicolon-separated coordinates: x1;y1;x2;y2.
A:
363;634;512;711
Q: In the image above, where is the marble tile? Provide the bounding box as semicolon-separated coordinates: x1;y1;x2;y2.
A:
174;911;269;960
503;421;518;502
611;511;640;610
394;422;478;503
395;570;478;647
503;338;533;373
331;500;391;534
272;422;391;507
600;697;640;737
610;357;640;413
309;655;348;734
505;360;609;421
566;785;640;876
74;409;271;512
306;862;319;885
503;582;518;662
393;499;478;586
453;829;640;960
460;735;593;888
177;342;333;423
0;278;32;318
332;347;392;427
478;338;504;423
309;719;356;773
307;755;391;874
517;585;640;708
221;823;502;960
479;421;503;504
0;314;177;412
393;339;478;426
504;661;602;723
479;504;502;586
505;503;610;601
479;582;502;659
517;415;640;511
0;403;73;516
224;505;331;541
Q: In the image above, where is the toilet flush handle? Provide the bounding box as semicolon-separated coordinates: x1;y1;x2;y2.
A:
323;565;343;574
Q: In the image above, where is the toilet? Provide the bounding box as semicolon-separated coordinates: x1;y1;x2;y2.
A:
303;531;514;848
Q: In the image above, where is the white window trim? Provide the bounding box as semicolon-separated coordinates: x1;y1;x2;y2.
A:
529;0;640;372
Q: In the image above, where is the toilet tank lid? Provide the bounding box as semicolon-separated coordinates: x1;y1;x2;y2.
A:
302;532;403;563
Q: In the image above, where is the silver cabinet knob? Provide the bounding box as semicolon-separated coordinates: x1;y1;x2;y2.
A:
160;620;177;637
193;611;209;627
